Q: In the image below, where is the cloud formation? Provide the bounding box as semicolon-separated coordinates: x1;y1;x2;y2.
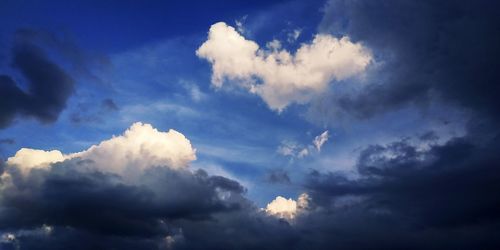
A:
6;122;196;181
309;0;500;124
277;130;329;159
197;22;372;111
0;31;75;128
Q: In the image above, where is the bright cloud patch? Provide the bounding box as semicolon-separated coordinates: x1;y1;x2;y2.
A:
6;148;65;174
313;131;329;151
6;122;196;180
196;22;372;111
265;193;311;220
265;196;298;219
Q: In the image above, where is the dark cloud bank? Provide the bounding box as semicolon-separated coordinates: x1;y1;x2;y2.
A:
2;0;500;249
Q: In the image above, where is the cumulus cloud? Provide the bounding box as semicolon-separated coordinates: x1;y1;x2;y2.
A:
196;22;372;111
0;123;253;250
265;196;297;219
265;193;310;220
6;122;196;181
6;148;65;174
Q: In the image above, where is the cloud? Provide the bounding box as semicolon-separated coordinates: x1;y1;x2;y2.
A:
313;131;329;151
197;22;372;111
278;131;329;159
299;122;500;248
265;196;297;219
265;193;310;221
6;148;65;174
0;31;75;128
265;169;291;184
0;123;255;249
309;0;500;124
6;122;196;181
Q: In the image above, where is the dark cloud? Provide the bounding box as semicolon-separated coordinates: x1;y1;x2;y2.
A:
14;29;110;84
311;0;500;122
0;30;75;128
299;123;500;249
265;169;291;184
101;98;119;111
0;159;260;249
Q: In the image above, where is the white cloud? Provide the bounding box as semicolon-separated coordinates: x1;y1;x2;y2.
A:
288;29;302;43
277;131;330;159
69;122;196;180
196;22;372;111
6;148;65;174
265;193;310;220
6;122;196;181
265;196;297;220
313;130;329;151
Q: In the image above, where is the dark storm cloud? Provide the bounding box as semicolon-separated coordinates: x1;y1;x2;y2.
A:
299;123;500;249
0;159;261;249
312;0;500;121
0;31;75;128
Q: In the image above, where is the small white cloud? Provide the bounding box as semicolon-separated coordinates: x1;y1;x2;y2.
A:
298;148;309;158
197;22;372;111
266;39;282;51
265;196;297;220
265;193;310;220
313;130;329;151
179;79;207;103
287;29;302;43
235;15;248;34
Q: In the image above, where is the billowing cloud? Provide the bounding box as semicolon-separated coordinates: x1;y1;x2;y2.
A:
6;148;65;174
265;196;297;219
6;122;196;181
68;122;196;180
196;22;372;111
265;193;310;220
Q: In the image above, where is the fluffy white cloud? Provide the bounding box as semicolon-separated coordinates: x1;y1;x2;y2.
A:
265;193;310;220
313;130;329;151
196;22;372;111
265;196;297;220
6;148;65;174
6;122;196;181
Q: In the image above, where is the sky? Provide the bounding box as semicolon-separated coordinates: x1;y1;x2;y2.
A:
0;0;499;249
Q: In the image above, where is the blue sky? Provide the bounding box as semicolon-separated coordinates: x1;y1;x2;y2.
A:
1;1;499;249
0;0;469;206
0;0;350;205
